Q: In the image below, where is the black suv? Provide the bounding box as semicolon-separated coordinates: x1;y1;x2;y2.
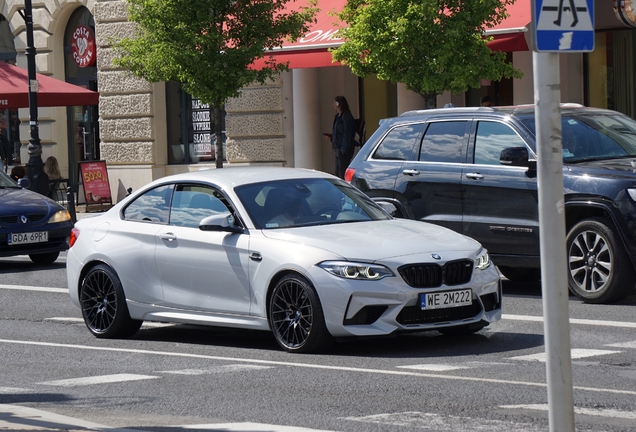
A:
346;104;636;304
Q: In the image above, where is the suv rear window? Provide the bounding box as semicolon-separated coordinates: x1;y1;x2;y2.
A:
373;123;425;161
419;121;467;163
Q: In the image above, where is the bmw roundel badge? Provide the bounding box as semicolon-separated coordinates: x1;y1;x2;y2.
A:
431;254;441;260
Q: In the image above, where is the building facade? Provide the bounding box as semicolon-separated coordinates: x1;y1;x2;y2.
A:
0;0;635;202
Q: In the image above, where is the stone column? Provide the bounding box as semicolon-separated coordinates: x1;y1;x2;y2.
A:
292;68;321;170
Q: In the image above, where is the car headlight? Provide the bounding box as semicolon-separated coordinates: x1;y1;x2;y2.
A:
475;249;491;270
319;261;393;280
628;188;636;202
48;210;71;224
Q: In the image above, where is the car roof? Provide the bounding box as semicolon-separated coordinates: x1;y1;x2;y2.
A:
396;103;618;121
150;166;337;190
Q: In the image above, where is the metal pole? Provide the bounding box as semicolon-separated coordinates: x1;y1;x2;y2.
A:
532;51;575;432
21;0;48;195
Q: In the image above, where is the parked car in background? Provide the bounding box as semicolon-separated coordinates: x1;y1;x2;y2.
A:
346;104;636;304
67;167;501;353
0;171;73;264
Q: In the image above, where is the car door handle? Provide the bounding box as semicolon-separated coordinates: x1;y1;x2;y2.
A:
160;232;177;242
465;173;484;180
402;169;420;176
250;252;262;262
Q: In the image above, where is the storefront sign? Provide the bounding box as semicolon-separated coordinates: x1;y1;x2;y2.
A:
71;25;96;68
79;161;112;205
191;98;214;160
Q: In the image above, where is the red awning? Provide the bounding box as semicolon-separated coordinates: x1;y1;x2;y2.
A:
0;62;99;109
254;0;530;69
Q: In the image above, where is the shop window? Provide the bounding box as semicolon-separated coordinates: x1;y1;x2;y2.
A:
166;81;226;165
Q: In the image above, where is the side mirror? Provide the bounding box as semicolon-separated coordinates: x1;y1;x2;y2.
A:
500;146;536;169
199;213;244;234
17;177;31;189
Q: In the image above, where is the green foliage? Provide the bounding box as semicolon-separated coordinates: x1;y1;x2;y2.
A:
113;0;317;103
332;0;523;97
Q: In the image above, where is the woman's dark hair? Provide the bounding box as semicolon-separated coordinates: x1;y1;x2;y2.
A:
334;95;351;112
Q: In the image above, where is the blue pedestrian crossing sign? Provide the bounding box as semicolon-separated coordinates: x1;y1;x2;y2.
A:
532;0;594;52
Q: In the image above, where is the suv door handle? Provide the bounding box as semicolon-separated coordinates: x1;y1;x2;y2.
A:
402;169;420;176
465;172;484;180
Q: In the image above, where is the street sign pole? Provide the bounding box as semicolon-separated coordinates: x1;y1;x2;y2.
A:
532;51;575;432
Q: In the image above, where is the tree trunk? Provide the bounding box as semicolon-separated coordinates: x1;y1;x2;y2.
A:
213;99;224;169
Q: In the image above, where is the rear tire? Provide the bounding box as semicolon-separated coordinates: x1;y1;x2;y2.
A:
268;273;334;353
29;251;60;265
497;266;541;282
566;218;634;304
80;264;142;338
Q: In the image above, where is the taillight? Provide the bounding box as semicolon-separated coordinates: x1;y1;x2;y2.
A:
344;167;355;183
69;227;80;248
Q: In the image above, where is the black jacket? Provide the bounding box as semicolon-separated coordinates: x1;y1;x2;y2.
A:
331;111;356;153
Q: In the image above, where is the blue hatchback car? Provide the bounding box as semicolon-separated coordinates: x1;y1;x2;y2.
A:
0;170;73;264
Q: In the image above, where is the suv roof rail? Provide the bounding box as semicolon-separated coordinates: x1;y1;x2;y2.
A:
400;106;494;117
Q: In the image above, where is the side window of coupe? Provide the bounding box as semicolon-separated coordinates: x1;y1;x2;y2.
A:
123;184;174;223
474;121;528;165
372;123;426;161
169;185;230;228
419;121;468;163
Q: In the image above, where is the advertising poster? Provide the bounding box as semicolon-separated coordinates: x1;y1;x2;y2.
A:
191;98;214;161
79;161;112;205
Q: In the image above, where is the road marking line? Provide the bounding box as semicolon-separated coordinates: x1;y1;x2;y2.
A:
501;404;636;420
44;317;176;329
606;341;636;349
38;373;160;387
0;403;144;432
2;338;635;396
160;365;273;375
398;364;470;371
0;387;31;394
0;284;68;293
510;349;621;362
341;412;544;431
503;314;636;329
174;423;337;431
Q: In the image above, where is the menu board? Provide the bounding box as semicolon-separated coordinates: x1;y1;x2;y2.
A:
79;160;112;205
191;98;214;160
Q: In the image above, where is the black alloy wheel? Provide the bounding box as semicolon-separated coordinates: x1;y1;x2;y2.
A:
80;263;142;338
268;273;333;353
566;217;634;304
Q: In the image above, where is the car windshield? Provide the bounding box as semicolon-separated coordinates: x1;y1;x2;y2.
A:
519;112;636;163
0;171;20;188
235;177;391;229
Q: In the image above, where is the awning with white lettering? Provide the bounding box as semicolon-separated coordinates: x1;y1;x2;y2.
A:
253;0;530;70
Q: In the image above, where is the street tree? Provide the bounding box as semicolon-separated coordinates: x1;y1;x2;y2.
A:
332;0;523;107
113;0;317;168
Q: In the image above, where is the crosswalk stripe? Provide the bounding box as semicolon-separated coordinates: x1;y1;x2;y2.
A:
160;365;273;375
38;373;159;387
0;284;67;293
509;349;621;362
398;364;470;371
503;314;636;329
501;404;636;420
606;341;636;349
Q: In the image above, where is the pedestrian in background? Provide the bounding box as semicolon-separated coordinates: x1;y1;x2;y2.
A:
44;156;61;180
10;165;25;181
324;95;356;179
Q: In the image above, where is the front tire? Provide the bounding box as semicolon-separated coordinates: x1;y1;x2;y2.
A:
566;218;634;304
80;264;142;338
29;251;59;265
268;273;334;353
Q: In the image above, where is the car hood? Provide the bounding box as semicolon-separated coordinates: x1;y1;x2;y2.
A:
0;187;61;215
261;219;481;261
566;158;636;179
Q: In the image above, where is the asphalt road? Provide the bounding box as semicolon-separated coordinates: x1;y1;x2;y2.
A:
1;253;635;432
